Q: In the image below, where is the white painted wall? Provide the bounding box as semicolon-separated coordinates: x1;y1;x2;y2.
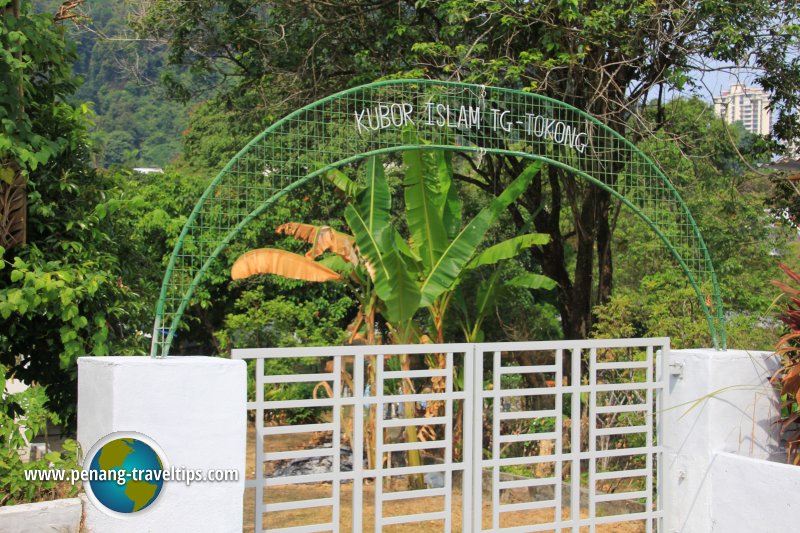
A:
77;356;246;533
710;452;800;532
0;498;82;533
663;349;781;533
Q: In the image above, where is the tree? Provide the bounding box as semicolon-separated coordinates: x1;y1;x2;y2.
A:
0;1;149;423
36;0;189;168
593;97;790;349
137;0;800;339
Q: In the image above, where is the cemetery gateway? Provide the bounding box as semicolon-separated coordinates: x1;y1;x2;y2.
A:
152;79;726;357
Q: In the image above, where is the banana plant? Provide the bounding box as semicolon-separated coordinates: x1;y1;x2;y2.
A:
328;134;551;346
230;140;553;486
233;144;552;345
330;142;552;483
452;270;557;343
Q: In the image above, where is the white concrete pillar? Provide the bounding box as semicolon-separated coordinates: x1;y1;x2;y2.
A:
662;349;780;533
77;356;246;533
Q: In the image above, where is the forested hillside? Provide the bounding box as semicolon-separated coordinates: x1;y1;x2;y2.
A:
35;0;186;167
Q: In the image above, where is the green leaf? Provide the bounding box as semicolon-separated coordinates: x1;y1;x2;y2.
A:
419;161;542;306
451;286;470;324
475;271;504;318
394;232;422;271
10;269;24;282
376;244;421;325
353;157;391;240
488;161;544;217
467;233;550;270
0;167;14;185
59;327;78;342
506;273;557;290
318;255;354;275
403;143;448;271
345;207;420;325
44;452;61;463
325;167;360;197
345;204;391;281
441;162;463;240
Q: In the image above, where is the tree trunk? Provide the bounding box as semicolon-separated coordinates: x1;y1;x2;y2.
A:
5;0;20;17
399;353;425;489
0;169;26;251
596;191;614;307
520;165;611;341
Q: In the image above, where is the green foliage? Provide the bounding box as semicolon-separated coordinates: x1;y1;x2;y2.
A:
1;0;74;175
593;270;777;351
1;2;151;423
34;0;187;168
453;268;556;343
215;292;350;351
134;0;422;114
138;0;800;144
467;234;550;271
0;368;82;506
137;0;800;342
599;97;789;349
179;100;265;174
331;148;552;342
217;290;352;425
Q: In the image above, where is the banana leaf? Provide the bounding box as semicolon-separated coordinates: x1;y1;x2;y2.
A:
506;273;557;290
353;157;391;240
466;233;550;270
377;244;421;325
230;248;341;282
419;161;543;306
402;142;448;272
346;205;420;324
325;167;360;197
442;163;463;240
276;222;357;263
318;255;355;276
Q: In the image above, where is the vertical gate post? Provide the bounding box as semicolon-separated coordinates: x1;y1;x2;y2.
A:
662;349;779;533
569;347;581;533
469;345;483;531
77;356;247;532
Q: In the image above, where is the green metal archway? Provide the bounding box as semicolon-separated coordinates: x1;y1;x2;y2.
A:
151;79;725;356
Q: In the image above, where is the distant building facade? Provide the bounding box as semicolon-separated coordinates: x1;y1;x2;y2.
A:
713;84;771;136
133;167;164;175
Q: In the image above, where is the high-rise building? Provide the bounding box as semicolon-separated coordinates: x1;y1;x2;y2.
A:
713;84;771;136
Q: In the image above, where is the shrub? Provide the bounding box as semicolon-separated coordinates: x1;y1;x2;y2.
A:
1;368;81;506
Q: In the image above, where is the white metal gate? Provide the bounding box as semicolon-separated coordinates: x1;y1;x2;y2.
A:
234;338;666;532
